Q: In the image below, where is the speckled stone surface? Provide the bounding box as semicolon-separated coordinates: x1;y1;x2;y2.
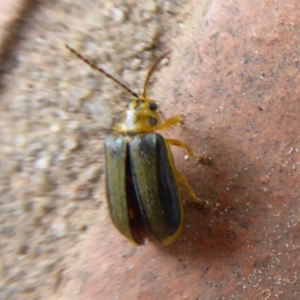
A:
65;0;300;299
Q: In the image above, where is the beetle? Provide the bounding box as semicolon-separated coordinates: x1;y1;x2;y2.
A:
66;45;209;245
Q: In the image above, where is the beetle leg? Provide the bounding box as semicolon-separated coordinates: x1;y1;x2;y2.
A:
176;171;209;206
165;139;211;164
147;115;184;132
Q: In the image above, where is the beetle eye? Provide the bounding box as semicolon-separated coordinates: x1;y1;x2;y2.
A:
149;117;158;126
149;102;158;111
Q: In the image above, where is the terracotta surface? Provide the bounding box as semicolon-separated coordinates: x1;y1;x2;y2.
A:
2;0;300;299
65;0;300;299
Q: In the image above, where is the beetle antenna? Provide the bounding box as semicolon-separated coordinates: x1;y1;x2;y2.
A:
142;50;171;99
66;44;139;98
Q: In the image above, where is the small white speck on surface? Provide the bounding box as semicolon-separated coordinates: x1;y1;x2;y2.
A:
112;8;126;22
142;1;157;12
14;134;27;148
63;137;79;150
52;219;68;238
130;58;142;70
49;122;62;133
34;156;51;169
